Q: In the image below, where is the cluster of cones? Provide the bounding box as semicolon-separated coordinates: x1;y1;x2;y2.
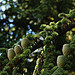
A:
7;38;29;60
57;44;71;67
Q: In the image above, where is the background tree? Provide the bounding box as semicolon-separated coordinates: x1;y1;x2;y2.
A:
0;0;74;48
0;0;75;75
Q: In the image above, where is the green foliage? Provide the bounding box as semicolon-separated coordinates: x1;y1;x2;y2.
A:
48;63;54;69
0;0;75;74
3;66;10;72
40;24;46;29
56;21;62;29
0;71;8;75
70;35;75;50
41;68;51;75
58;13;67;18
0;48;8;53
49;22;55;26
45;36;53;41
12;67;20;75
33;34;40;39
26;34;34;40
50;66;58;74
69;9;75;14
45;25;53;31
52;31;59;37
63;70;69;75
52;67;64;75
0;0;74;48
61;17;69;24
23;49;31;57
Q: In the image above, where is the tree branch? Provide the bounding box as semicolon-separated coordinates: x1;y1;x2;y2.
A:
58;22;75;35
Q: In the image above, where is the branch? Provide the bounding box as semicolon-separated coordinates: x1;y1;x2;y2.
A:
58;22;75;35
31;40;43;52
31;22;75;52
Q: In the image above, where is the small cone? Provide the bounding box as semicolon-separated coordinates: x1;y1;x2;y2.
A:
57;55;65;67
8;48;15;60
21;38;29;49
14;45;22;55
62;44;70;56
